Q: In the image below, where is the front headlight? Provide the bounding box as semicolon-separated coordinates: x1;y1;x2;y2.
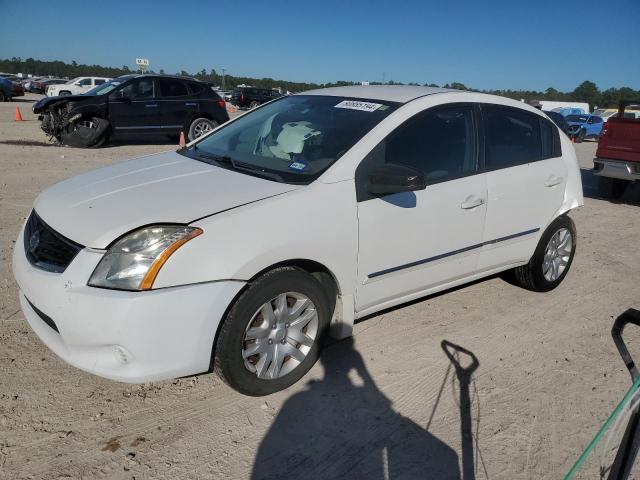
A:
88;225;202;291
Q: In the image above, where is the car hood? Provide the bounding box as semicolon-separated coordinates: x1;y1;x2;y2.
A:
32;94;92;113
33;151;300;248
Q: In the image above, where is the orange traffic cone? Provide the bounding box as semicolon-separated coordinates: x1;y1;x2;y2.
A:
179;131;186;147
14;106;23;121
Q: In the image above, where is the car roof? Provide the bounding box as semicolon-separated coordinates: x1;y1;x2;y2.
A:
301;85;454;103
116;74;206;84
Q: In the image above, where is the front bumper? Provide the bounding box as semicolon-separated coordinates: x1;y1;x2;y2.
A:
12;225;245;383
593;158;640;181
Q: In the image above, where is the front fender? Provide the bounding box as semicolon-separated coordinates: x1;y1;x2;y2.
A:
151;181;359;301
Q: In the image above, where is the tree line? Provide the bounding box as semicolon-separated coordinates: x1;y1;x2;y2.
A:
2;57;638;109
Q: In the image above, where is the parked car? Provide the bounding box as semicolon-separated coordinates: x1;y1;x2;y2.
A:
230;87;282;108
552;107;587;117
29;78;67;94
46;76;111;96
0;77;13;101
14;86;583;396
11;81;24;98
566;114;604;142
544;110;570;135
32;74;230;147
593;100;640;199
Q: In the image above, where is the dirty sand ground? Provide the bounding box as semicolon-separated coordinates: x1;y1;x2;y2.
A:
1;94;639;480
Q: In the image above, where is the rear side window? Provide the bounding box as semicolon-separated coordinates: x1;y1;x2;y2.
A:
94;79;106;86
383;105;477;183
483;106;542;169
159;78;189;97
188;82;205;94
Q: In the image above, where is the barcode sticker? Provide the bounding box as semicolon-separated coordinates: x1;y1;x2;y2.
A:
334;100;382;112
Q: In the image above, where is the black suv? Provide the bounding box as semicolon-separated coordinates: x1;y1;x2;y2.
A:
32;74;229;147
230;87;282;109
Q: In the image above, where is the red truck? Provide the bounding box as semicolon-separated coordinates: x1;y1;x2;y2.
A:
594;100;640;198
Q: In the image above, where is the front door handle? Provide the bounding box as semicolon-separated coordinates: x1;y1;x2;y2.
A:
545;175;563;187
145;103;158;108
460;197;485;209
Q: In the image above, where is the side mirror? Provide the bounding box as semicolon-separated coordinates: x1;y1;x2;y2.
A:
74;82;82;86
367;163;426;196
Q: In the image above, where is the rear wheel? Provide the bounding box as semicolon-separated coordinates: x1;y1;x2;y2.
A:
249;100;260;109
0;91;5;102
599;176;628;200
214;267;331;396
59;91;71;96
188;117;217;141
511;215;576;292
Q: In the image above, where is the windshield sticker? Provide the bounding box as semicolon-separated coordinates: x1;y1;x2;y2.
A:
288;161;308;171
334;100;383;112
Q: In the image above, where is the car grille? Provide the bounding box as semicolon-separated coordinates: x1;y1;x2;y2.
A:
23;210;84;273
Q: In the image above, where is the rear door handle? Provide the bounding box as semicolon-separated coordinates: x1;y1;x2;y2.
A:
145;103;158;108
460;197;485;209
545;175;563;187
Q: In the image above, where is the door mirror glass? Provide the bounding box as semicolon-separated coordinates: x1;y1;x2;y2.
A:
367;163;426;195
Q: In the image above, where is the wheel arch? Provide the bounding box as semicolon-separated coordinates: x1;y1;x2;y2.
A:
207;258;341;373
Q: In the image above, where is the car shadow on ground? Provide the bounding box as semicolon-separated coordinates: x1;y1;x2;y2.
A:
580;168;640;206
251;335;484;480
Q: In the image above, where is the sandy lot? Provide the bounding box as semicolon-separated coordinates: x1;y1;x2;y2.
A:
1;94;639;480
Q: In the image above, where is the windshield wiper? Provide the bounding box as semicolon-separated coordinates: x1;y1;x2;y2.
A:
190;146;285;183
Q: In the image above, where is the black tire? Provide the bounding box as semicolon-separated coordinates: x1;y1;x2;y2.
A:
575;129;586;143
214;267;331;396
511;215;577;292
599;176;628;200
0;91;5;102
60;116;110;148
249;100;260;109
59;91;71;96
187;117;218;141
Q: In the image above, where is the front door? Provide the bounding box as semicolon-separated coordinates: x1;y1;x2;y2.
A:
109;77;162;134
356;104;487;312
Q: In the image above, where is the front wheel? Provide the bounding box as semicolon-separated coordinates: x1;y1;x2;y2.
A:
249;100;260;109
575;129;586;143
0;91;5;102
214;267;331;396
511;215;577;292
188;117;218;141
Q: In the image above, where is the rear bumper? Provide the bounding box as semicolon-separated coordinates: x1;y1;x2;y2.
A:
593;158;640;181
12;225;245;383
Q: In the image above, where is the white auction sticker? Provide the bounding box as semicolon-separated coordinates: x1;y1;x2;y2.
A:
334;100;382;112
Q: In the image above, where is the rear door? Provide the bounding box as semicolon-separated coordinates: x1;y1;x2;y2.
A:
158;77;197;133
108;77;162;133
478;104;566;271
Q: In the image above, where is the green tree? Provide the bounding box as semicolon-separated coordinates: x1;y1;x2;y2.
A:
571;81;600;111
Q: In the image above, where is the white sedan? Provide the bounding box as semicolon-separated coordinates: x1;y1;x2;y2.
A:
13;86;583;396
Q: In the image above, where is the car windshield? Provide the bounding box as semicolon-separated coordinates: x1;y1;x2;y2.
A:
65;77;81;85
85;79;121;96
182;95;399;184
566;115;588;122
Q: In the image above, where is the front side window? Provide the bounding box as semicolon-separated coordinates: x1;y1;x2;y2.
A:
159;78;188;97
78;78;92;86
119;78;155;99
382;105;476;183
483;105;542;169
183;95;398;184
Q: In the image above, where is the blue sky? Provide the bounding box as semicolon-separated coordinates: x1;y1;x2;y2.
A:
1;0;639;91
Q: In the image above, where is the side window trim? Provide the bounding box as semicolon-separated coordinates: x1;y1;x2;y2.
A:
355;102;481;203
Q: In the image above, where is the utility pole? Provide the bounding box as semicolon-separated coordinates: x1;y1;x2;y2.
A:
221;68;226;91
